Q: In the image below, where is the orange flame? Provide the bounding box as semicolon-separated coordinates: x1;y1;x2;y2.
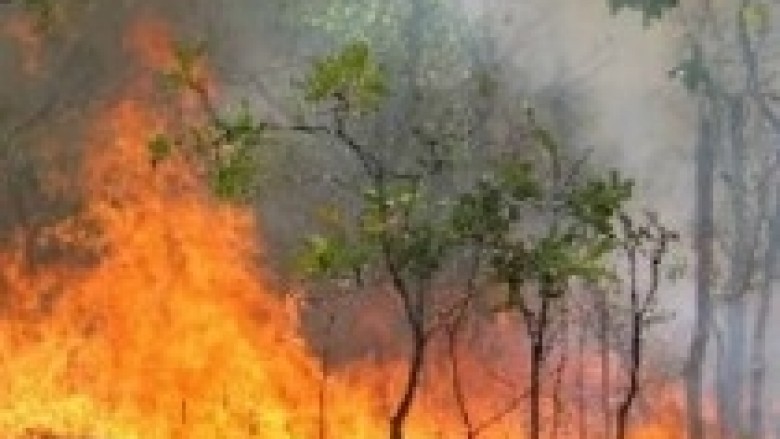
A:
125;16;177;71
0;14;704;439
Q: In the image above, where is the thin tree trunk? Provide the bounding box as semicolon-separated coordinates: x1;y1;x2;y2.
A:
551;346;567;439
389;323;426;439
577;321;587;439
616;246;640;439
318;360;328;439
735;5;780;435
748;153;780;438
722;298;747;438
749;261;773;439
721;95;749;439
598;292;612;439
318;313;334;439
615;314;641;439
528;297;549;439
447;312;476;439
686;35;716;439
529;335;543;439
714;326;728;439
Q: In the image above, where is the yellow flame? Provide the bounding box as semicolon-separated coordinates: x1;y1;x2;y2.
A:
0;14;701;439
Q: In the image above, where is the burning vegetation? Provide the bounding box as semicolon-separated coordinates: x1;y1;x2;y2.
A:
1;1;779;439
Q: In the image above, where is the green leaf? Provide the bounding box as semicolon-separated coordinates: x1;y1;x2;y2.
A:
17;0;59;32
210;145;256;200
147;134;172;164
296;233;371;280
221;102;266;145
498;161;540;201
451;180;509;240
304;41;386;109
475;71;498;98
669;49;709;92
742;3;771;36
608;0;679;24
567;171;633;235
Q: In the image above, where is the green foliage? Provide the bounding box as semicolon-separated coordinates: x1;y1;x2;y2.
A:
305;41;386;110
452;180;510;240
162;41;207;90
292;0;474;94
15;0;59;31
668;49;710;92
451;118;632;310
297;233;370;280
147;134;172;165
297;178;460;287
741;3;771;37
359;182;454;281
567;170;634;236
451;161;541;242
153;43;267;199
448;114;631;298
532;233;612;286
608;0;679;24
145;108;263;200
209;142;257;200
147;37;636;319
219;101;267;146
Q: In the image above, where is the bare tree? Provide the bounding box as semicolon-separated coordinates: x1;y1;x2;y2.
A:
615;213;677;439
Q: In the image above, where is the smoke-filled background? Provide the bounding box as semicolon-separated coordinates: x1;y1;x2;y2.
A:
0;0;779;438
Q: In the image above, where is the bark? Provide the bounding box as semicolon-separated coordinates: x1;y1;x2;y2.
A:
680;44;719;435
528;297;550;439
736;6;780;436
577;322;587;439
720;95;749;439
748;250;774;438
383;217;428;439
317;314;334;439
714;326;728;439
447;312;476;439
722;297;748;438
597;292;612;439
616;246;640;439
748;154;780;439
686;96;714;439
551;347;567;439
389;321;427;439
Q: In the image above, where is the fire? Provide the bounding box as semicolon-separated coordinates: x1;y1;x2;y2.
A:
125;16;177;72
2;12;43;75
0;13;701;439
0;15;461;438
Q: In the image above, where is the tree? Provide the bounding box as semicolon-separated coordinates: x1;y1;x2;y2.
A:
614;213;677;439
155;38;502;439
152;30;657;436
452;112;634;439
610;2;780;438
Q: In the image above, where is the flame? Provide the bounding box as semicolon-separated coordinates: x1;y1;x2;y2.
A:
2;12;43;76
0;16;452;438
0;13;706;439
125;16;177;72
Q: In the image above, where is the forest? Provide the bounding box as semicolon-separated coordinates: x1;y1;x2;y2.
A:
0;0;778;438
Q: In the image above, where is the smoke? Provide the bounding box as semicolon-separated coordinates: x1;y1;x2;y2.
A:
3;0;780;436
